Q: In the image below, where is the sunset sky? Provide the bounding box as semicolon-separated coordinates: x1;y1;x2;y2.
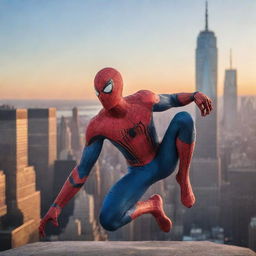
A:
0;0;255;99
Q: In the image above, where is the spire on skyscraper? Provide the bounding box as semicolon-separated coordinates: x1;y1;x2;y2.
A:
205;1;208;31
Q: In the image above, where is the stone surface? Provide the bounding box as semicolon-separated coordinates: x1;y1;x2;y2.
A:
0;241;255;256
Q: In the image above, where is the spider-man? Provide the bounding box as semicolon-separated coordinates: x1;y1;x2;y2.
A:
39;67;212;236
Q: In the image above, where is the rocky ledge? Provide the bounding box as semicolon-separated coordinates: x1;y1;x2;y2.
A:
0;241;255;256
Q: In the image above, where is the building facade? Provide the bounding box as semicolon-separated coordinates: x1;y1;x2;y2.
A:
223;52;238;131
28;108;57;216
0;109;40;251
0;171;7;218
58;116;72;160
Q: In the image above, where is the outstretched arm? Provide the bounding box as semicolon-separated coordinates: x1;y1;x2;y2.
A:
153;92;213;116
39;139;103;237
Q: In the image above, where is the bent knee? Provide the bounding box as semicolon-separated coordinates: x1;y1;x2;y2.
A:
173;111;195;143
173;112;195;131
99;211;120;231
173;111;194;126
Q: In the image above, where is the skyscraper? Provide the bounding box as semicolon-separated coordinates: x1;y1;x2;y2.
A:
223;50;238;131
0;171;7;218
184;2;221;233
0;109;40;250
70;107;81;157
58;116;72;160
28;108;57;216
195;1;218;158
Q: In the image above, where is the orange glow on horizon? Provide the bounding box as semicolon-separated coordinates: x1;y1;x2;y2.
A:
1;80;255;100
1;63;255;100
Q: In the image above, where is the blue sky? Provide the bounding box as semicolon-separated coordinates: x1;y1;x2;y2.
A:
0;0;255;99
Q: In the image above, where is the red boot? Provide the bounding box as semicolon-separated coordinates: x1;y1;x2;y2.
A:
176;138;196;208
130;194;172;232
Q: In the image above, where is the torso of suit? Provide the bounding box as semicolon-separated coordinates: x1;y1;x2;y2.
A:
86;90;159;167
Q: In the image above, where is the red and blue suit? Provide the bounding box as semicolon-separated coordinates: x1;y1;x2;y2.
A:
39;67;213;236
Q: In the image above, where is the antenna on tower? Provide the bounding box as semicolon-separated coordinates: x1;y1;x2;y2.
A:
205;1;208;31
230;49;232;69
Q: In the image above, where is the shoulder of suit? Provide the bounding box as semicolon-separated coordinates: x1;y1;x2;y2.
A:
125;90;159;107
85;110;105;145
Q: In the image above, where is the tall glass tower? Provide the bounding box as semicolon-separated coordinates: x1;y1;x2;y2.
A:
195;1;218;158
184;2;221;233
223;50;238;131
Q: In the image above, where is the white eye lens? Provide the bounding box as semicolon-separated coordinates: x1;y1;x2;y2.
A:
95;90;99;96
103;82;113;93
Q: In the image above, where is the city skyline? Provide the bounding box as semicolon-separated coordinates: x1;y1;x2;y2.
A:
0;0;255;99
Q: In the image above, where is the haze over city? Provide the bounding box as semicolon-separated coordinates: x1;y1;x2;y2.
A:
0;0;255;99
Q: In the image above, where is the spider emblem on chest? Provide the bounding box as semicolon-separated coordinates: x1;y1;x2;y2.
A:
120;121;147;141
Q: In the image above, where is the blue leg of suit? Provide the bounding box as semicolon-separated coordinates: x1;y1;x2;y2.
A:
99;111;195;231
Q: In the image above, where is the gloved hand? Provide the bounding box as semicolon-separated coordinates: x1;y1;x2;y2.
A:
39;205;62;238
193;91;213;116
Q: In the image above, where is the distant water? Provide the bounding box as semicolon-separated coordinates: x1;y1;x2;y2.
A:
0;99;101;118
57;105;101;118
